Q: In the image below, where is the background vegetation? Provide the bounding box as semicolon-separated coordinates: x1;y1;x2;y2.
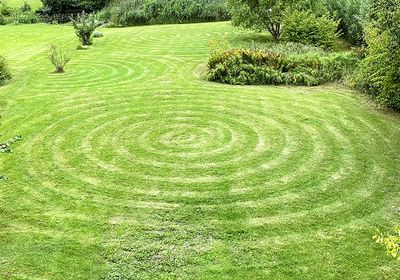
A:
356;0;400;110
98;0;229;26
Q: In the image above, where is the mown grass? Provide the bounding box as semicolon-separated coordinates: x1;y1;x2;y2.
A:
0;22;399;279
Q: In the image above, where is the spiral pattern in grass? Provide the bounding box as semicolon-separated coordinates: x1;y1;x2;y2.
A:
0;22;399;279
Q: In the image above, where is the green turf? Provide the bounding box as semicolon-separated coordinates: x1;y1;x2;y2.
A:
0;22;399;279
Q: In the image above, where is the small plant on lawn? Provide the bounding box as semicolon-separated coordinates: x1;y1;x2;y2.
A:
0;133;22;180
0;134;22;154
48;44;71;73
93;30;103;38
72;12;100;46
373;225;400;260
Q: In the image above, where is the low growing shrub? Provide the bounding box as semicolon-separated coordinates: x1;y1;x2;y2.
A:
48;44;71;73
93;30;104;38
206;48;359;86
0;2;39;24
72;12;100;46
0;55;11;85
373;225;400;260
281;9;340;50
250;42;327;56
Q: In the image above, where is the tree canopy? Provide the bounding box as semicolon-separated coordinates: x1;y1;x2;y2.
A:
227;0;326;40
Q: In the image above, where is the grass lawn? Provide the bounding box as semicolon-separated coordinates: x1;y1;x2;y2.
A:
0;22;399;279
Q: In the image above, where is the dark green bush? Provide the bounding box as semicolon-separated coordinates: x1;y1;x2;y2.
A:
0;2;13;16
98;0;229;26
0;55;11;86
281;10;339;50
206;48;359;86
38;0;108;22
40;0;108;13
356;0;400;110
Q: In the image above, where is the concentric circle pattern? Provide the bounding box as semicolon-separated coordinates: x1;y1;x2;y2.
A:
0;22;399;279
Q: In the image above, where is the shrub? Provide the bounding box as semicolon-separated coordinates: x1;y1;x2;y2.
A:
356;0;400;111
206;48;359;86
72;12;100;46
0;2;13;16
373;225;400;260
93;30;103;38
281;10;340;50
0;2;40;25
324;0;371;46
98;0;229;27
12;10;40;24
0;55;11;85
48;44;71;73
20;1;32;12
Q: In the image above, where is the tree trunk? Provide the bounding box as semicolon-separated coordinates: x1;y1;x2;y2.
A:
268;23;281;41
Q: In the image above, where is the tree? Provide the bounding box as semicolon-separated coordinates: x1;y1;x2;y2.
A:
227;0;326;40
40;0;108;14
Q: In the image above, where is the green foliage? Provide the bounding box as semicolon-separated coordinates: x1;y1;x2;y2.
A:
72;12;100;46
281;10;339;50
48;44;71;73
251;42;327;55
324;0;370;45
92;30;103;37
0;2;13;16
98;0;229;26
357;0;400;110
0;1;39;24
207;48;359;86
40;0;108;14
20;1;32;12
0;55;11;85
38;0;107;22
227;0;327;40
373;225;400;260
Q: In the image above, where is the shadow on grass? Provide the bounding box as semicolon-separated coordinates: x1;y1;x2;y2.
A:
228;32;272;48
